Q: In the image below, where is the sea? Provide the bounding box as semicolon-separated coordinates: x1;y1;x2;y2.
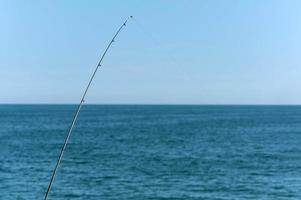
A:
1;105;301;199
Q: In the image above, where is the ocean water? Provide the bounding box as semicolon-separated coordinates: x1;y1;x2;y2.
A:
1;105;301;200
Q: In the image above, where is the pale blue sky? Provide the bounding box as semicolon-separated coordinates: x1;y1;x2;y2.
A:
1;0;301;104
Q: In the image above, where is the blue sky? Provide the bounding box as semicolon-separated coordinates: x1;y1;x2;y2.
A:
1;0;301;104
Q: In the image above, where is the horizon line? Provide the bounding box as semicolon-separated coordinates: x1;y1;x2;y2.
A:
1;103;301;106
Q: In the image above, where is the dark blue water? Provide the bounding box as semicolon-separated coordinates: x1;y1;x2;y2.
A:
1;105;301;199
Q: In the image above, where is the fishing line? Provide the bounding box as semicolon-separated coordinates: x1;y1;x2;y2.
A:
43;16;133;200
132;17;191;82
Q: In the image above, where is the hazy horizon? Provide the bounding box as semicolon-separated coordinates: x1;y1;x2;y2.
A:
3;103;301;106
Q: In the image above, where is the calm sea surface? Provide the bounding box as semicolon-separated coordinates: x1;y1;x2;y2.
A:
1;105;301;199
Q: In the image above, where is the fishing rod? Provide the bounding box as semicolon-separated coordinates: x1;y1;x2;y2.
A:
44;16;133;200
